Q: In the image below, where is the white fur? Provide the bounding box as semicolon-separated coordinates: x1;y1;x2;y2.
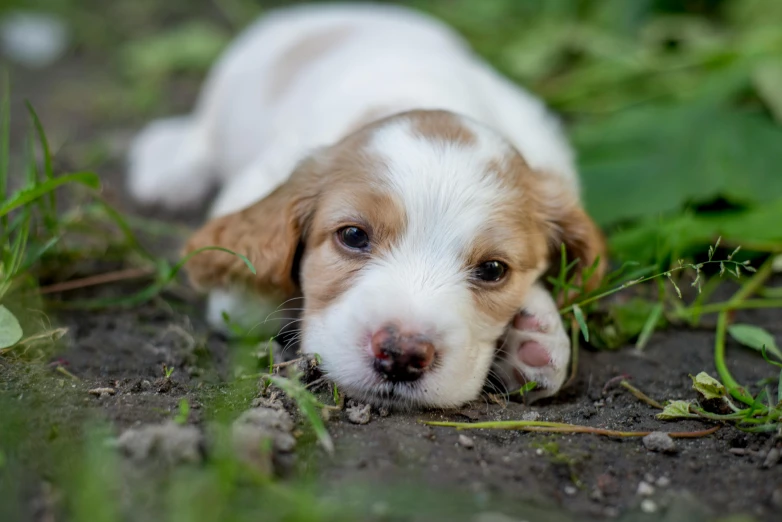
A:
128;3;579;408
303;117;528;407
494;282;572;401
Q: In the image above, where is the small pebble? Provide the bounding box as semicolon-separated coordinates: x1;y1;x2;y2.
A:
521;411;540;422
346;402;371;425
655;476;671;488
458;434;475;449
762;447;781;469
564;485;577;496
640;499;658;514
636;481;655;497
88;387;116;399
378;407;390;417
643;431;676;453
644;473;655;484
771;485;782;508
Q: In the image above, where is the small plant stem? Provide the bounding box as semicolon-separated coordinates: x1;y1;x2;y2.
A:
55;365;80;381
715;312;754;406
37;267;155;295
714;258;775;406
564;316;579;389
423;420;720;438
619;380;663;409
558;259;747;315
732;257;775;303
675;299;782;319
271;357;304;370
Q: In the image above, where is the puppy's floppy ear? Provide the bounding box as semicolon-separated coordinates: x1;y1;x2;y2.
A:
531;173;607;291
183;156;322;297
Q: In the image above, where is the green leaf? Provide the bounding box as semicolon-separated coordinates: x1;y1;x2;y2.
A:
572;304;589;342
753;60;782;124
609;202;782;264
0;305;23;349
576;104;782;227
728;324;782;362
656;400;696;420
0;172;100;218
518;381;538;396
690;372;727;400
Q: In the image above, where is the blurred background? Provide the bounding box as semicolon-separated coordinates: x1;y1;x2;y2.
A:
2;0;782;262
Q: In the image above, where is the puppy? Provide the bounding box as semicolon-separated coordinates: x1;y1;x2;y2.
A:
127;4;606;408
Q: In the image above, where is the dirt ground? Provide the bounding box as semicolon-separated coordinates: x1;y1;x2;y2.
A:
5;57;782;522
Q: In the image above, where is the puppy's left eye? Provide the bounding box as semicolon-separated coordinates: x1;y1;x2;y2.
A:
473;260;508;283
337;226;370;250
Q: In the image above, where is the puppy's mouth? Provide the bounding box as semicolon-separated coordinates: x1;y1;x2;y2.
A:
338;369;434;409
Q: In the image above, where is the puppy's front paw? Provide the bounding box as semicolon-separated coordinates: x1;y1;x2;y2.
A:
493;284;570;402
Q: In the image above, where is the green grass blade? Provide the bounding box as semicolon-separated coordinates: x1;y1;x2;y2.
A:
269;375;334;455
87;195;158;262
0;172;100;218
777;368;781;404
635;302;663;350
25;101;56;227
0;73;9;231
59;246;255;310
572;304;589;342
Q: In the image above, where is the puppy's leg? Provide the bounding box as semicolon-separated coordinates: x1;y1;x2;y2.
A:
127;115;215;208
493;282;570;403
206;288;289;337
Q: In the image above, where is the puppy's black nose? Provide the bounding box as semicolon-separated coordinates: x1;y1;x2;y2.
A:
370;324;435;382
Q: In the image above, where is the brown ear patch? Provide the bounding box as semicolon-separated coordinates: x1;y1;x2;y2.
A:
183;159;322;298
531;172;607;292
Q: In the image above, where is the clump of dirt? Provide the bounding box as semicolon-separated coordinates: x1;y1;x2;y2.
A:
116;421;204;465
232;406;296;474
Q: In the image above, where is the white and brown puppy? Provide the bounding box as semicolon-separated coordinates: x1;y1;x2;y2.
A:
127;4;606;408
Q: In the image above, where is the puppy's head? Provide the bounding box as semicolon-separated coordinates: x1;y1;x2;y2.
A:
185;110;605;408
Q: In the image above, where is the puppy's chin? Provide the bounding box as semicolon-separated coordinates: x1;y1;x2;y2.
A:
300;323;493;410
324;373;487;411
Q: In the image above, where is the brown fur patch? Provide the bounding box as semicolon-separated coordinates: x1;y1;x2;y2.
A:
302;174;405;314
406;110;477;145
184;118;403;308
490;150;608;291
183;156;323;297
266;26;354;102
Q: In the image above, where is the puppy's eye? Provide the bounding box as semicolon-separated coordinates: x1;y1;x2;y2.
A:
337;226;370;250
474;260;508;283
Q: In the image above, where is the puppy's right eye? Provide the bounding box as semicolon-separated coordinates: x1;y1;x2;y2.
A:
337;226;370;251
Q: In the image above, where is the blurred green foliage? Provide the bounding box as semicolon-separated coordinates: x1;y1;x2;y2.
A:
4;0;782;263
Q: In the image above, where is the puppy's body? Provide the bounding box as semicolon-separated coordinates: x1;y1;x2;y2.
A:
129;4;576;215
128;4;604;408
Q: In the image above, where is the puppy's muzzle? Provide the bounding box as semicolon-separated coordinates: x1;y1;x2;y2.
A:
371;324;435;382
